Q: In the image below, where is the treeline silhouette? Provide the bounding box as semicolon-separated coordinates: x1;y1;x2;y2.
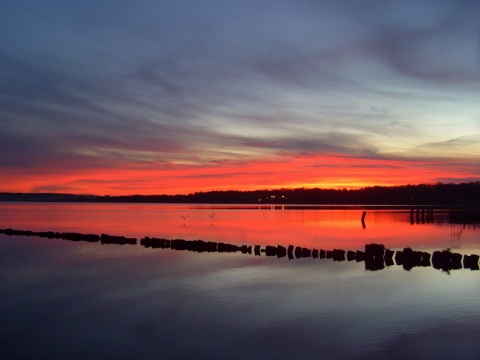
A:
1;228;479;273
1;182;480;206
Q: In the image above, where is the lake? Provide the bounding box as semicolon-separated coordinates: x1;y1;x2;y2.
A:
1;203;479;359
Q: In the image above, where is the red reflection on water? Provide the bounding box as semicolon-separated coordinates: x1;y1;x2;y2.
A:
1;203;478;253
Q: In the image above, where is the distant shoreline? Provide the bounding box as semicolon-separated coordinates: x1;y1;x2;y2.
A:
0;202;462;211
1;182;479;207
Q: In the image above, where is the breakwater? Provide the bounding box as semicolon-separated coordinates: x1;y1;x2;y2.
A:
1;228;478;272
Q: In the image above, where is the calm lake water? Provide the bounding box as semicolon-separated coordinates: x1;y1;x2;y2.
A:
1;203;479;359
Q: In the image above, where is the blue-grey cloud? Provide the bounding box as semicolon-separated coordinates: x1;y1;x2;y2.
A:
0;0;479;187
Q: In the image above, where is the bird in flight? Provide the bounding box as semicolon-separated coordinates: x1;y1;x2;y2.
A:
179;215;189;220
208;213;216;219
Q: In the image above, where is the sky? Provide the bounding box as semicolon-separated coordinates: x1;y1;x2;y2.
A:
1;0;479;195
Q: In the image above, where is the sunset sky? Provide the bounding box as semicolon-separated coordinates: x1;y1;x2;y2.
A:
1;0;479;195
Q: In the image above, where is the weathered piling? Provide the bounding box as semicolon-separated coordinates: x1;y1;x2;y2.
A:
287;245;294;259
347;250;356;261
3;227;480;272
464;254;480;270
218;242;240;253
361;211;367;228
365;243;385;271
101;233;136;245
431;250;463;272
264;245;278;257
332;249;345;262
384;249;395;266
301;247;312;258
410;207;435;224
355;250;366;262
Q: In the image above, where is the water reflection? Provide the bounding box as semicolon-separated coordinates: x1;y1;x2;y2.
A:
1;204;478;251
409;206;435;224
1;206;480;360
2;228;479;273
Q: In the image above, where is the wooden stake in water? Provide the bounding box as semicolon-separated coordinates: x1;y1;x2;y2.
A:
361;211;367;229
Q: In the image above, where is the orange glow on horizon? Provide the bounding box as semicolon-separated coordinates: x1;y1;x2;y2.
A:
0;153;478;196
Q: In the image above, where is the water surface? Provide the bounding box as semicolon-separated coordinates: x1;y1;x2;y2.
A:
1;203;479;359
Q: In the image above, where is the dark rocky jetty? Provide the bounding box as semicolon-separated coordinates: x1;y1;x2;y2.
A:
140;236;250;254
277;245;287;258
332;249;345;262
395;248;432;270
100;233;136;245
365;243;385;271
2;228;479;272
463;254;480;270
302;247;312;258
264;245;287;258
347;250;356;261
431;250;463;271
141;237;175;249
355;250;366;262
384;249;395;266
0;228;100;242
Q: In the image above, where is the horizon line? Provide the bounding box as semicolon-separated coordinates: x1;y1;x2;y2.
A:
1;181;479;198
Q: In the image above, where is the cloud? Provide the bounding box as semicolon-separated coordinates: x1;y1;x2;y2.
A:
366;0;480;85
412;135;480;158
0;0;479;193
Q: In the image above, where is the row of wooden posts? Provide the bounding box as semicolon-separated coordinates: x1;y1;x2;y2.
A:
410;207;434;223
1;227;479;272
361;208;435;226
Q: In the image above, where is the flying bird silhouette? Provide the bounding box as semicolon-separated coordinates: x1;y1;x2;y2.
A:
179;215;189;220
208;213;216;218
